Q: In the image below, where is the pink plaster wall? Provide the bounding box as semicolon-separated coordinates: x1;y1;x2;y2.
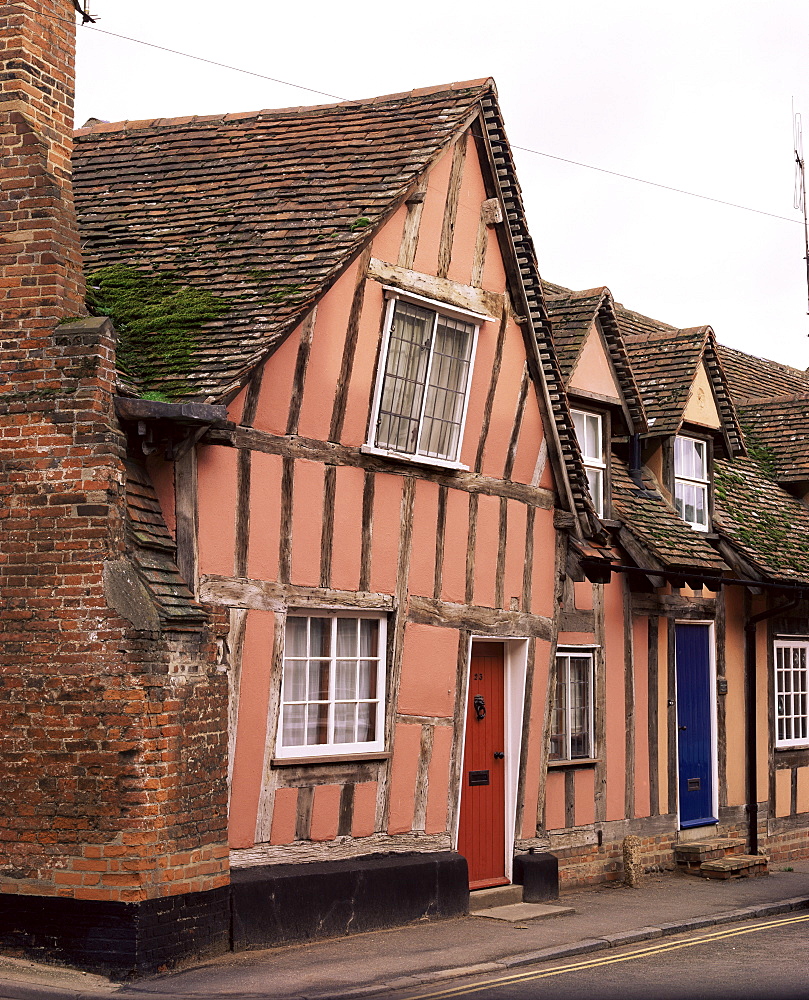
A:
574;768;595;827
397;623;456;718
228;384;247;426
441;488;469;603
604;579;627;821
269;787;299;846
371;203;407;264
297;258;361;442
459;313;499;471
446;134;478;286
481;337;526;481
545;770;566;830
530;509;556;617
145;456;175;536
502;500;528;608
797;767;809;814
723;587;747;806
633;616;651;818
755;603;769;799
568;326;621;400
425;725;453;834
291;459;324;587
248;451;282;582
197;445;238;577
330;464;365;592
252;326;301;436
387;723;422;834
412;146;452;276
775;768;792;818
310;784;342;841
339;277;385;448
510;387;545;486
472;493;500;608
408;478;440;598
229;610;275;848
657;620;670;815
480;223;507;293
573;582;593;612
521;639;551;838
370;472;403;595
352;782;378;838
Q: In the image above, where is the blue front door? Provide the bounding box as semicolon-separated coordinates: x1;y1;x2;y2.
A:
675;623;716;828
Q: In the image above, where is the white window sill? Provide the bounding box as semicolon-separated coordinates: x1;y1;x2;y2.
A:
272;750;391;767
360;444;468;473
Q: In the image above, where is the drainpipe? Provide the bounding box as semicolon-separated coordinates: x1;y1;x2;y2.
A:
744;598;799;855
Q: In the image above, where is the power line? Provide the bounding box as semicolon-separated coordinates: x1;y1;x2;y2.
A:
85;26;345;102
17;5;807;227
511;144;802;225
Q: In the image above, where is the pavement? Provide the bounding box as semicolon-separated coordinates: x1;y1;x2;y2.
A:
2;859;809;1000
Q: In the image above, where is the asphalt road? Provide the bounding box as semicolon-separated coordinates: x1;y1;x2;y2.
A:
380;913;809;1000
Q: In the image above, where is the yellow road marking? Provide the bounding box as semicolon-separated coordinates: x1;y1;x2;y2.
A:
397;912;809;1000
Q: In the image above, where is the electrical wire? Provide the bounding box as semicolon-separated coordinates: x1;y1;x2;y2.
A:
11;3;806;226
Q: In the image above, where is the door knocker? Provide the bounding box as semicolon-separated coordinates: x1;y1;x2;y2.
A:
473;694;486;721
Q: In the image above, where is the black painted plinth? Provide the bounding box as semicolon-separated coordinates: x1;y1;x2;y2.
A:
0;885;230;979
231;851;468;949
512;851;559;902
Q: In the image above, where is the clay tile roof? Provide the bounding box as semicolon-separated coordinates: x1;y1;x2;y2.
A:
714;457;809;585
610;458;727;573
621;325;707;433
543;282;646;432
73;81;493;402
125;462;207;627
717;344;809;403
735;395;809;482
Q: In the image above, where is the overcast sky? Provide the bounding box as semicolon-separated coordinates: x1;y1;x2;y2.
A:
73;1;809;371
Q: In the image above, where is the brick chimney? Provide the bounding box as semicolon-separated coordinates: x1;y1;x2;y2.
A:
0;0;86;361
0;2;230;976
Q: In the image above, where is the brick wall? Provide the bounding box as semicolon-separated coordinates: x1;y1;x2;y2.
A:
0;0;228;917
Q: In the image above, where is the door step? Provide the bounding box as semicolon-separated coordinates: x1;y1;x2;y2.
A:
674;838;746;872
698;855;769;880
471;901;575;922
468;885;523;911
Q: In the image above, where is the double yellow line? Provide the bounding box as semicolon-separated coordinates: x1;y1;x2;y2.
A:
398;912;809;1000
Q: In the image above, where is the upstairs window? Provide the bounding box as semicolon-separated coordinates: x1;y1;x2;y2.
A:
774;641;809;749
277;614;387;759
571;410;605;516
368;293;481;467
550;650;595;761
674;435;709;531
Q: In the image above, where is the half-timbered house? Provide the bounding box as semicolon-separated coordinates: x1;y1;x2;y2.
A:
67;80;605;948
539;281;809;885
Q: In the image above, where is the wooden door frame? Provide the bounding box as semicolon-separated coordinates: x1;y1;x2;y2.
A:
454;636;529;881
674;620;719;830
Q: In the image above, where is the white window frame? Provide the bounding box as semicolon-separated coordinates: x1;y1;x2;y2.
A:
550;648;595;761
363;288;489;471
674;435;709;531
774;640;809;749
571;409;606;516
276;612;387;760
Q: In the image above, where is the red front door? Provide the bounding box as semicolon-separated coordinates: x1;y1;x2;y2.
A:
457;642;507;888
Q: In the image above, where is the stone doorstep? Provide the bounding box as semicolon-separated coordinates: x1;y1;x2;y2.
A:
674;838;747;867
468;885;523;911
471;901;576;923
699;855;769;880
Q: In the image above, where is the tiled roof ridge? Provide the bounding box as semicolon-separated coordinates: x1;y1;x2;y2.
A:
718;342;809;381
476;93;594;531
74;78;496;136
701;332;746;457
590;289;647;432
741;390;809;405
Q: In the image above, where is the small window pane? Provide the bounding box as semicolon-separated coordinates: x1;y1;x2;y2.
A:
308;660;330;701
285;617;308;657
359;659;377;699
336;618;357;657
357;703;375;742
333;703;356;744
282;704;305;746
309;618;331;657
284;660;307;702
335;660;356;700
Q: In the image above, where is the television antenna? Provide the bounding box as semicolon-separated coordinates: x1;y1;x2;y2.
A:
793;105;809;315
71;1;95;23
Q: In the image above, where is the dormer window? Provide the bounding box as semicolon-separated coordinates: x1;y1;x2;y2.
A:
571;409;605;516
674;435;709;531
